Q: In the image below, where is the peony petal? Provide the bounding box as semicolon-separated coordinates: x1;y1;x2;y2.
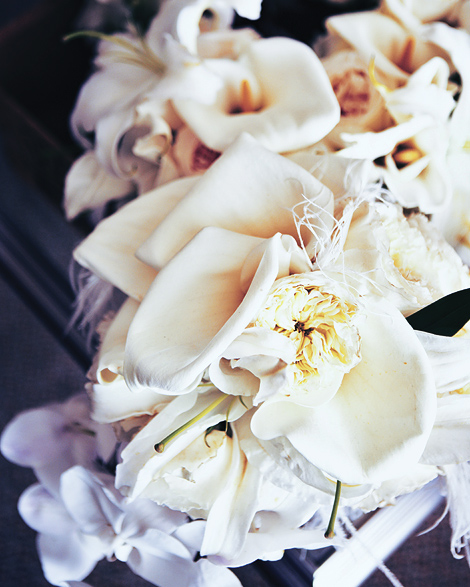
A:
137;133;334;270
125;230;307;394
209;327;296;400
251;297;436;484
64;151;133;220
73;176;198;299
173;37;340;152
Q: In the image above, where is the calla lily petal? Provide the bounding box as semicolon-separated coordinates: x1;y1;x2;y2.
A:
173;37;340;152
251;297;436;485
325;12;448;87
73;176;198;299
137;134;334;270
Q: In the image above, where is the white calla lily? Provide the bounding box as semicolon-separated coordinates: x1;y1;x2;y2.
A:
173;37;340;152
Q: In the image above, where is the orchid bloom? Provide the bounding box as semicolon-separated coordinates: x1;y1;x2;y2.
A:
18;466;241;587
0;394;116;497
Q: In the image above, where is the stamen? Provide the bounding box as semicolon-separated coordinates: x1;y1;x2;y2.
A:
240;79;255;113
154;393;229;453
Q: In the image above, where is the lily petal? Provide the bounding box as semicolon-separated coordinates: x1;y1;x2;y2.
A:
64;152;133;220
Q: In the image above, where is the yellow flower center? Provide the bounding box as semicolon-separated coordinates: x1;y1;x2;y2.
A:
252;275;361;393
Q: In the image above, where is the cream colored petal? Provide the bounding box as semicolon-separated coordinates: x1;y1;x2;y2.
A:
420;394;470;465
251;297;436;485
96;298;140;385
125;230;306;394
173;37;340;152
136;134;334;271
356;463;438;512
73;176;198;299
325;12;449;87
416;330;470;393
64;151;134;220
422;22;470;146
92;378;166;423
209;327;296;399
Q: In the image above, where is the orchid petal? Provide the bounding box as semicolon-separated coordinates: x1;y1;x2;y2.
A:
173;37;340;152
251;297;436;484
38;531;101;586
73;176;198;299
18;484;76;535
64;151;133;220
60;467;123;535
137;134;333;270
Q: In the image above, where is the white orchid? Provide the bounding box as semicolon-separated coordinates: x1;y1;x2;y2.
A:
0;394;116;497
18;465;241;587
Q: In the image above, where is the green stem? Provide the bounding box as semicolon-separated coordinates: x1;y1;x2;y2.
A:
324;480;342;539
154;393;229;453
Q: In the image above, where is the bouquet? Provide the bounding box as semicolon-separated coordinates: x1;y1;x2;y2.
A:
3;0;470;585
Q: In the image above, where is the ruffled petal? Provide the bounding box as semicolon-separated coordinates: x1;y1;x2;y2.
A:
125;230;307;394
251;297;436;484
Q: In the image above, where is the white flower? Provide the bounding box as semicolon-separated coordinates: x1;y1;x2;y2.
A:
18;466;240;587
0;394;115;497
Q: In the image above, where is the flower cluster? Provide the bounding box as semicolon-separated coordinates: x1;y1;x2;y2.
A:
5;0;470;586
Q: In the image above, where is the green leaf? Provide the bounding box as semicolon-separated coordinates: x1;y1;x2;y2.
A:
406;288;470;337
